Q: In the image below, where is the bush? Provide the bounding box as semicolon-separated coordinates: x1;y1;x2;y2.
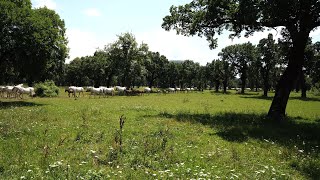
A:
311;82;320;96
34;80;59;97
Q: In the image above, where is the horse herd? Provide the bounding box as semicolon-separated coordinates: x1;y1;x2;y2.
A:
0;84;199;99
65;86;198;98
0;84;35;99
65;86;153;98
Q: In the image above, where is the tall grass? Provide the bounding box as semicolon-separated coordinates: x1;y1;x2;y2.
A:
0;90;319;179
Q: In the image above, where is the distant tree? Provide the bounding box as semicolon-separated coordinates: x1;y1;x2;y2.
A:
205;61;215;89
162;0;320;120
212;60;223;92
165;61;180;88
257;34;279;96
65;57;90;86
145;52;169;88
219;43;256;94
221;60;233;93
311;42;320;85
194;65;207;91
180;60;199;88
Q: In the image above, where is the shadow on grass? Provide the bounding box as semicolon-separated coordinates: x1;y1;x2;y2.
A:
290;97;320;102
150;111;320;178
240;95;320;102
240;95;274;100
152;111;320;146
0;101;45;109
209;91;232;95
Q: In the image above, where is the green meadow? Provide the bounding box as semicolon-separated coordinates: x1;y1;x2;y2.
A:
0;90;320;179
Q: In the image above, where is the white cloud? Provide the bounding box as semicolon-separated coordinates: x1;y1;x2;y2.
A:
83;8;102;17
136;28;282;65
66;29;106;63
32;0;57;10
135;30;212;65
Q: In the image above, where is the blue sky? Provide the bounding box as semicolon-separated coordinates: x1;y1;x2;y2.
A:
31;0;320;65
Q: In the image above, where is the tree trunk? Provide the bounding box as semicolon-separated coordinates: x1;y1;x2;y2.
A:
215;80;219;92
301;70;307;98
268;33;308;121
223;81;227;94
240;74;246;94
263;70;269;97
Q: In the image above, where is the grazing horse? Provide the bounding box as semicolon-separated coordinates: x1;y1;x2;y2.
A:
65;87;74;97
68;86;85;98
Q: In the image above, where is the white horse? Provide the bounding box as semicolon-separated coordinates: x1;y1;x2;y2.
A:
68;86;85;97
13;86;35;99
87;87;103;98
4;84;23;98
144;87;151;94
168;87;175;93
116;86;126;95
100;86;115;96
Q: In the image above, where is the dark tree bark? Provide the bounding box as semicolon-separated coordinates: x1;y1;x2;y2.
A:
268;32;309;121
240;73;246;94
301;71;307;98
215;80;220;92
263;70;269;97
223;81;227;94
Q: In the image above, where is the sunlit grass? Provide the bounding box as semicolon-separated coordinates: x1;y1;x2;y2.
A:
0;89;319;179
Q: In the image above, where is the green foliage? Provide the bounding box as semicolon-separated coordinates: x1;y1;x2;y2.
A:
312;83;320;96
34;80;59;97
0;0;68;85
219;43;256;93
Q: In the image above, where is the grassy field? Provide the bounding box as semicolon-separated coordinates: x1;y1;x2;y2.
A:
0;89;320;179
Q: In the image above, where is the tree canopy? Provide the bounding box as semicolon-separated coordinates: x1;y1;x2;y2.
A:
0;0;68;85
162;0;320;120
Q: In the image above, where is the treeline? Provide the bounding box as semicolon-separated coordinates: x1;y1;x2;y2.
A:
1;1;319;97
62;32;320;97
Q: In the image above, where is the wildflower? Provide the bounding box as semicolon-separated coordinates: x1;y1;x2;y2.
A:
20;176;26;179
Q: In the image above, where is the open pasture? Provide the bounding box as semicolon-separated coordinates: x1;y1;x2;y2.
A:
0;90;320;179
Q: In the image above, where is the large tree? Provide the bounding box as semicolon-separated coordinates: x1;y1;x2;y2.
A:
0;0;68;85
162;0;320;121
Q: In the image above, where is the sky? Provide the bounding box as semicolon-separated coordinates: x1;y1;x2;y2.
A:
31;0;320;65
